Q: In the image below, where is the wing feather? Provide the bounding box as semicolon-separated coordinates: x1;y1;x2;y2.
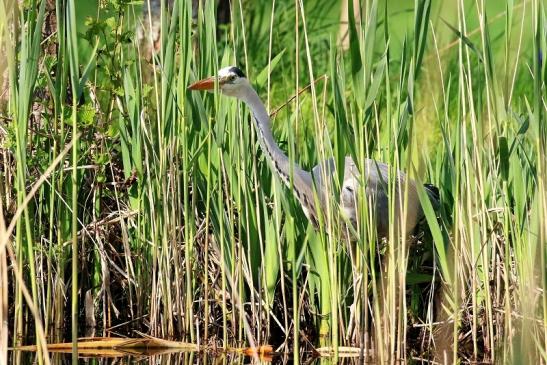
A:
311;156;422;238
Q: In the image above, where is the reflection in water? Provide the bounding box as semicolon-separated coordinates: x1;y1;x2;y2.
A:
11;351;363;365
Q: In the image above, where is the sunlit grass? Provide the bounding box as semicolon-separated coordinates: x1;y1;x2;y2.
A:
0;0;545;364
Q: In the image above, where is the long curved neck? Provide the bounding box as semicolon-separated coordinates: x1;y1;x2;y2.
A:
240;86;318;223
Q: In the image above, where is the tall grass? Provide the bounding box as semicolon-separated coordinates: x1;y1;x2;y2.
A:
0;0;545;364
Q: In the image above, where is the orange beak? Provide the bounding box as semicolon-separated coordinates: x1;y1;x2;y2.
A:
188;76;216;91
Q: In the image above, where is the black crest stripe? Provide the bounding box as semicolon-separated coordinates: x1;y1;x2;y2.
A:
229;66;245;78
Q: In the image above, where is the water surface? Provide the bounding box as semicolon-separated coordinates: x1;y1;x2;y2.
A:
11;351;363;364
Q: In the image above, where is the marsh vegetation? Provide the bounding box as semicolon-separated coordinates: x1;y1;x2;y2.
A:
0;0;546;364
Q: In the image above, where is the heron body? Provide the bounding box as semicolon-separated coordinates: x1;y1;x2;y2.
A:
312;156;423;238
189;66;437;239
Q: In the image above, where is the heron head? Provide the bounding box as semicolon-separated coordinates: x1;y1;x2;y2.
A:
188;66;248;98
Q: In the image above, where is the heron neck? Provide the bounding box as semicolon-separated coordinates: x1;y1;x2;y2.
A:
241;87;316;215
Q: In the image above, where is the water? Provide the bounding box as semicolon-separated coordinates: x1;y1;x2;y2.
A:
10;351;362;364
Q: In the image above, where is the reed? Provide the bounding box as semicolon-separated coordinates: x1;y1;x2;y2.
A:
0;0;545;363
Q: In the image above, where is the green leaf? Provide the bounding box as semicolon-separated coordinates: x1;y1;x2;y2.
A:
499;136;509;181
406;272;434;285
78;103;96;126
255;48;286;89
442;18;483;62
414;174;451;285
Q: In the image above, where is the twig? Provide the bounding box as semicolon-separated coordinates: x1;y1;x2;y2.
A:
269;75;328;118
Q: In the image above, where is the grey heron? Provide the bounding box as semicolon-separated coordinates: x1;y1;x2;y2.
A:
189;66;439;238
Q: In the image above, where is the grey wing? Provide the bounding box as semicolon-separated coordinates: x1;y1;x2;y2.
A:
311;157;336;197
312;156;421;237
312;156;360;188
340;157;372;228
340;158;410;237
359;159;421;236
311;156;356;200
311;156;361;225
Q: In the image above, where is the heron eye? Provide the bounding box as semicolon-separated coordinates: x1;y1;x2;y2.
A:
229;75;237;82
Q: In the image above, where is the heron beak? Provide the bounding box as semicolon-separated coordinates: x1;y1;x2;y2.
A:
188;76;216;91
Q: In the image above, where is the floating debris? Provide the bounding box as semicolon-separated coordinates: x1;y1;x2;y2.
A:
12;337;279;361
13;336;199;357
314;346;364;358
232;345;274;361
